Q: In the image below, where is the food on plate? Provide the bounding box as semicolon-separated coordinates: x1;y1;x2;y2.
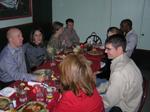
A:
20;82;25;86
51;74;57;81
55;54;66;62
92;48;97;52
18;101;48;112
24;86;30;91
0;97;10;110
33;69;52;76
88;49;103;56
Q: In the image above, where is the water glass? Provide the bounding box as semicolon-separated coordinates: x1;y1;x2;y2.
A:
18;88;28;103
34;85;45;102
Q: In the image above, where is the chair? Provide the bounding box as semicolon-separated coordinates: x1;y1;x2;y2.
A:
84;32;102;45
138;77;149;112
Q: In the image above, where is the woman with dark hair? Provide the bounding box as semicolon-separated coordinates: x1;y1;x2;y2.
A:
24;27;47;70
52;54;104;112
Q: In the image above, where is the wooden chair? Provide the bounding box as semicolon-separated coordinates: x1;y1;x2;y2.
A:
84;32;102;45
138;77;149;112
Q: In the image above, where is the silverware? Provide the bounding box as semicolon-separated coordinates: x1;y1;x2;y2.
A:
16;100;31;111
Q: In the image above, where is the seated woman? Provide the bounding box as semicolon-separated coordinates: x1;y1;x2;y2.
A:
24;27;47;70
52;54;104;112
47;21;64;54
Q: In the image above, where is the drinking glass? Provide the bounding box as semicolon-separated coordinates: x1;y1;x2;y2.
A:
18;87;28;103
34;84;45;102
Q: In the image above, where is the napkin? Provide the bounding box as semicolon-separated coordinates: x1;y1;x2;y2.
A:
96;81;109;94
0;87;16;97
101;62;106;68
27;81;41;86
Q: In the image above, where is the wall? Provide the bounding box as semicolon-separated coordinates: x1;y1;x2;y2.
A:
52;0;110;43
52;0;150;50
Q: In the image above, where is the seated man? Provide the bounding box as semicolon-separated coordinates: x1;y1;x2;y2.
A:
60;18;80;47
99;34;143;112
0;28;44;88
120;19;138;57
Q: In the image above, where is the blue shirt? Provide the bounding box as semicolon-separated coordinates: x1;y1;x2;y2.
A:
0;44;36;82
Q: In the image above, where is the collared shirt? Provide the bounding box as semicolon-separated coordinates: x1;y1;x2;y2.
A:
125;29;138;57
60;27;80;47
102;54;143;112
0;44;36;82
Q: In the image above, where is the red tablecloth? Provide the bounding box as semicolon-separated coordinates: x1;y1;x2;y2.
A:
37;51;103;74
8;80;60;111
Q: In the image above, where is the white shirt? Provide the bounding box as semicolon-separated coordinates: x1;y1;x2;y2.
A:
102;54;143;112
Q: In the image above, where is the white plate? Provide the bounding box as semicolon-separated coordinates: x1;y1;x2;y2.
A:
0;96;11;110
33;69;52;76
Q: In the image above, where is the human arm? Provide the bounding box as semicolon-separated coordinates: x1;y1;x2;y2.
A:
102;71;125;109
2;56;36;82
72;29;80;44
126;33;138;57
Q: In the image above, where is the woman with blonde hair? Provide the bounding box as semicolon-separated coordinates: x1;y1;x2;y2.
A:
47;21;64;53
52;54;104;112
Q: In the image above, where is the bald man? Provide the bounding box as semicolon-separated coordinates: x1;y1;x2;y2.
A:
0;28;44;88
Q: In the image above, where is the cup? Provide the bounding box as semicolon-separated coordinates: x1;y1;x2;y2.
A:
46;87;53;103
34;84;45;102
18;87;28;103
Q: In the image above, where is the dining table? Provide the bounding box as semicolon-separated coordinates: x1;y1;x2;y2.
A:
0;45;105;112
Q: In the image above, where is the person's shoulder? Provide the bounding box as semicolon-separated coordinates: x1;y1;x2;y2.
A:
23;43;35;50
127;30;138;37
62;90;75;98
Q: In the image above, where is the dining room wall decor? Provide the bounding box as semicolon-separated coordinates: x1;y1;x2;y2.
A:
0;0;32;20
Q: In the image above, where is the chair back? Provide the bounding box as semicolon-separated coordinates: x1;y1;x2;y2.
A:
84;32;102;45
138;77;149;112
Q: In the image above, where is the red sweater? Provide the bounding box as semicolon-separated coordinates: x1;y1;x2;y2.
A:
52;88;104;112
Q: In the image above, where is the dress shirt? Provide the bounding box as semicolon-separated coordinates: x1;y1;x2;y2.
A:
61;27;80;47
102;54;143;112
0;44;36;82
52;88;104;112
125;29;138;57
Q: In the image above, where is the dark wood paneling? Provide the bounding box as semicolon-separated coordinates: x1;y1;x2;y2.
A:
132;49;150;70
0;23;33;51
32;0;52;40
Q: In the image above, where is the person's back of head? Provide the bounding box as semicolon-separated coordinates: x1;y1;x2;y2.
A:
107;27;123;37
59;54;95;96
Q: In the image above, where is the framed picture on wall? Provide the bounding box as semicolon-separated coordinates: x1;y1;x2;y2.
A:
0;0;32;20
